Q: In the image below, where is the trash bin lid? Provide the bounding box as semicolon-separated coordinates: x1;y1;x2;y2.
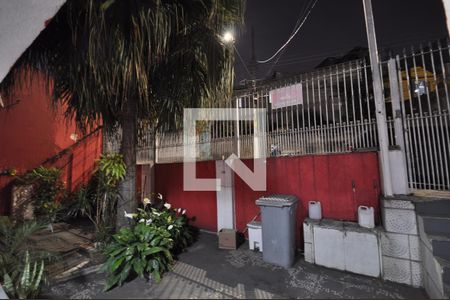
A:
255;194;298;207
247;221;261;229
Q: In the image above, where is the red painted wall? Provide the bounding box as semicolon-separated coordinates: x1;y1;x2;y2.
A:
234;153;381;247
155;160;218;232
154;152;381;247
0;72;102;214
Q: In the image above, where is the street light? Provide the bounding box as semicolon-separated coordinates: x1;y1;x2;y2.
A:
222;31;235;44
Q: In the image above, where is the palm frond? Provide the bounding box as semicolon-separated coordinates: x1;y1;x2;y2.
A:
0;0;245;131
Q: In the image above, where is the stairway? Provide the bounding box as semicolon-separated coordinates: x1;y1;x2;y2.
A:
415;198;450;299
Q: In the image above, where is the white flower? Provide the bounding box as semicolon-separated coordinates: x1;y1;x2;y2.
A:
143;197;151;206
139;218;152;225
177;208;181;213
164;203;171;209
168;225;174;230
182;209;186;215
124;211;137;219
157;193;163;200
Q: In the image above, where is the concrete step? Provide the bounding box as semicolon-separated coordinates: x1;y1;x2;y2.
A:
422;216;450;237
431;236;450;262
422;242;450;299
415;199;450;218
444;266;450;287
436;257;450;295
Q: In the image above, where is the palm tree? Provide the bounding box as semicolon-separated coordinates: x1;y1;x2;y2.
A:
0;0;244;228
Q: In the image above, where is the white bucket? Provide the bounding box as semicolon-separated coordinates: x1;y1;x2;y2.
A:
358;206;375;228
308;201;322;220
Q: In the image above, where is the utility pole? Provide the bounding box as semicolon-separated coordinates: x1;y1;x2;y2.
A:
362;0;393;196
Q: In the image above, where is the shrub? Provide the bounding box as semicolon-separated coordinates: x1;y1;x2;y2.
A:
0;217;52;299
64;153;126;244
103;194;196;291
135;204;194;254
2;251;45;299
102;223;173;291
19;166;65;223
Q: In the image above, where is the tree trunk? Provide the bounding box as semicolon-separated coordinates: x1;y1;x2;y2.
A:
116;99;137;229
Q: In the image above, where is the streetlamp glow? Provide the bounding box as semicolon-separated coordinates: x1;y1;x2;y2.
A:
222;31;235;44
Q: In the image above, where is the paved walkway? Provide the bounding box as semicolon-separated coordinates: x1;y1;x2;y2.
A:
43;233;427;299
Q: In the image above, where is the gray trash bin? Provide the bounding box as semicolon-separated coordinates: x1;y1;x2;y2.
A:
256;194;298;268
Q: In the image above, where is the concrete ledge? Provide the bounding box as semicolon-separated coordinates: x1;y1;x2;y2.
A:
304;242;314;264
381;232;409;259
382;208;418;235
382;256;412;285
305;218;381;278
382;198;415;210
421;240;445;297
304;210;423;288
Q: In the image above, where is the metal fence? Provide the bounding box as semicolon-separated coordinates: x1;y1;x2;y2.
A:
149;59;382;163
106;39;450;192
390;40;450;191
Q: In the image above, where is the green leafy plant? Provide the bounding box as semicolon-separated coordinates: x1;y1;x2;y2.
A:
20;166;65;223
135;200;194;254
97;153;126;187
0;0;244;230
0;218;52;299
0;218;47;275
2;251;44;299
65;153;126;244
102;223;173;291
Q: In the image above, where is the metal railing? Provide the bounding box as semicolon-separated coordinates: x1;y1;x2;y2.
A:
105;39;450;191
390;40;450;191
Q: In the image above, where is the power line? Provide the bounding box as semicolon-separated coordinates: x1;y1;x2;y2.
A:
262;35;446;69
265;0;315;77
256;0;319;64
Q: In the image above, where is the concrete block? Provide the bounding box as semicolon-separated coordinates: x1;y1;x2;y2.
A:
382;256;412;285
409;235;421;261
303;221;313;244
383;208;418;235
381;232;409;259
423;269;445;299
313;226;345;271
382;199;415;210
421;240;444;295
304;242;314;264
417;216;433;250
388;150;410;195
411;261;423;287
344;231;381;277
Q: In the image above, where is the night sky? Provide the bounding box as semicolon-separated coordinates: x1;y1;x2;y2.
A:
234;0;448;85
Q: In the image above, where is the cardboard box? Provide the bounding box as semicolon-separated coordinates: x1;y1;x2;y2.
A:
218;229;238;249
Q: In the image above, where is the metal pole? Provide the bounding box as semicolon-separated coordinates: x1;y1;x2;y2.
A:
235;97;241;158
362;0;393;196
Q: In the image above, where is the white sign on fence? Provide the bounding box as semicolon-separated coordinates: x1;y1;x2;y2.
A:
269;83;303;109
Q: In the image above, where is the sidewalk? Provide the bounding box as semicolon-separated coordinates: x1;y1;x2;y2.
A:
43;232;427;299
